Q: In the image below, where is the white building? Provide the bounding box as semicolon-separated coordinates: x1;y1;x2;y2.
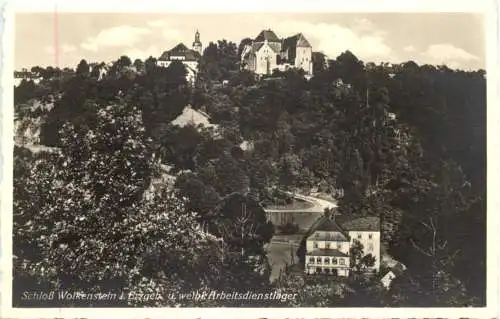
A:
305;215;380;277
170;105;216;129
14;69;41;87
157;31;203;84
380;271;397;289
241;29;313;76
380;262;407;289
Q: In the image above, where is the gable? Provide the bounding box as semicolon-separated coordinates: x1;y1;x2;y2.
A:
309;230;349;242
296;33;312;47
255;42;279;55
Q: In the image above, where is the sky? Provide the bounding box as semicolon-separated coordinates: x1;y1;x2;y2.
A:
14;12;485;70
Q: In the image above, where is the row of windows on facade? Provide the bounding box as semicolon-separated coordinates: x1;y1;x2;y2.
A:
315;233;374;240
312;241;374;251
259;55;309;63
308;256;346;265
312;268;342;275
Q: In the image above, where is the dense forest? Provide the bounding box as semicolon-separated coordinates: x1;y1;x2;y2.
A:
13;38;486;307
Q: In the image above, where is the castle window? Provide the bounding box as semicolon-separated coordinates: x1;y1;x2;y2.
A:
369;233;373;239
324;258;330;264
326;243;330;249
313;242;318;248
357;233;362;239
309;257;315;263
332;258;338;265
316;257;322;263
339;258;345;265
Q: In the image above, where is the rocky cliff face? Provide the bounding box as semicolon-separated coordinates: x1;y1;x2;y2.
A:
14;99;54;149
14;117;42;145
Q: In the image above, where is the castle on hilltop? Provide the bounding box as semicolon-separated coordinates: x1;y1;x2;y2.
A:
157;30;203;84
155;29;314;83
241;29;313;76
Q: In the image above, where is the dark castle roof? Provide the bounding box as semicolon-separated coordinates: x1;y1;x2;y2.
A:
159;43;201;62
255;29;281;42
283;33;312;49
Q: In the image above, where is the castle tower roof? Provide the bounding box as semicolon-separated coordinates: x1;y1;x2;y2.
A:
193;29;202;46
255;29;280;42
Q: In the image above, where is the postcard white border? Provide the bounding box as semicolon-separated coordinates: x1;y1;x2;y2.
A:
1;0;499;318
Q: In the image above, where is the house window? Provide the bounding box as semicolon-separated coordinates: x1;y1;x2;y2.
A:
309;257;315;263
339;258;345;265
326;243;331;249
316;257;322;263
336;243;341;249
368;243;374;252
369;233;373;239
324;258;330;264
316;267;321;273
332;258;338;265
357;233;362;239
313;242;318;248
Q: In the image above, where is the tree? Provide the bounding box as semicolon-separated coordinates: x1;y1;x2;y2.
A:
133;58;145;73
349;240;376;273
115;55;132;68
76;59;90;77
199;154;250;196
237;37;253;57
165;60;188;87
160;125;202;171
209;193;274;256
312;52;327;75
30;66;45;76
13;102;221;307
175;172;221;222
14;79;37;104
144;56;157;74
278;153;302;189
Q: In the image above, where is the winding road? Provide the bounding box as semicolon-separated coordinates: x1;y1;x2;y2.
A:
264;191;337;214
265;192;337;282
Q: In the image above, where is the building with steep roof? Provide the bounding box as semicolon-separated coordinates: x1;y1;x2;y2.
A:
170;104;216;129
241;29;313;76
157;31;203;84
305;215;381;277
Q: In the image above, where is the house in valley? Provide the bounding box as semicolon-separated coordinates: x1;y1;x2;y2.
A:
305;215;380;277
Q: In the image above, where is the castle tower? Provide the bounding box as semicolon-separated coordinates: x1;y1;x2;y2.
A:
192;29;202;55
